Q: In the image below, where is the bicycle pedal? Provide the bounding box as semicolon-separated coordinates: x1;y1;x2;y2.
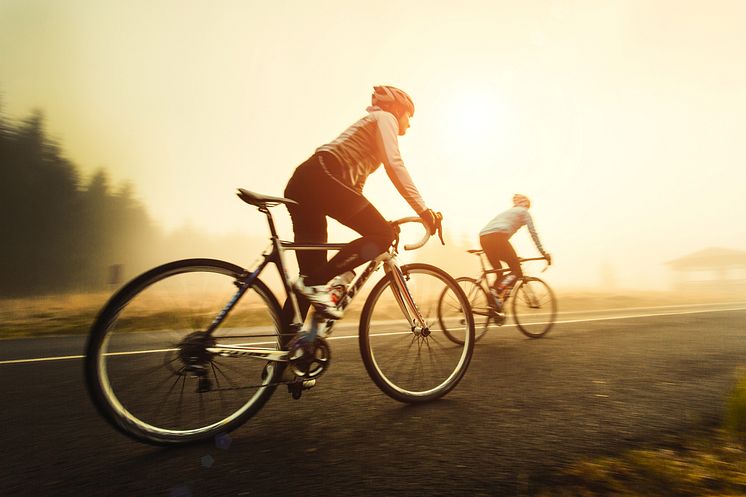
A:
197;376;212;393
493;313;506;326
322;320;335;336
288;383;302;400
287;379;316;400
302;379;316;390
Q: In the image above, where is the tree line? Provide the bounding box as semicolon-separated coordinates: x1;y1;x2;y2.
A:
0;102;476;298
0;107;162;297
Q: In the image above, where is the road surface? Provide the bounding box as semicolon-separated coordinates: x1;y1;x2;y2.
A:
1;302;745;496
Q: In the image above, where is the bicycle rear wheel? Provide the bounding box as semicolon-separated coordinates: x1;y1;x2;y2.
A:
437;277;491;344
85;258;285;445
511;276;557;338
359;263;474;403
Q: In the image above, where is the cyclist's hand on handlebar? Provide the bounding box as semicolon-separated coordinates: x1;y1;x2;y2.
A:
418;208;438;236
544;253;552;265
417;208;445;246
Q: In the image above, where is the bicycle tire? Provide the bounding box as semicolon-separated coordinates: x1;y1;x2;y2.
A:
359;263;475;403
437;277;492;344
85;258;284;445
511;276;557;338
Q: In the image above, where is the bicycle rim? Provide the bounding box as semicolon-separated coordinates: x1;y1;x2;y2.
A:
85;259;284;445
359;263;474;403
438;277;491;344
511;277;557;338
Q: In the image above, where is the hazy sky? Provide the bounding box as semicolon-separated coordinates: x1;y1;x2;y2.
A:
2;0;745;289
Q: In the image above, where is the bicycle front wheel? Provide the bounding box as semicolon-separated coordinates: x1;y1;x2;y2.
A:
359;263;475;403
85;258;285;445
438;277;491;344
511;276;557;338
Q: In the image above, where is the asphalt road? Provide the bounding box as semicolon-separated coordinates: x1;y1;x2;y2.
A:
1;303;745;496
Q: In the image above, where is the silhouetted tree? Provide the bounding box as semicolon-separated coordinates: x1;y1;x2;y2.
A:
0;108;158;296
0;100;276;297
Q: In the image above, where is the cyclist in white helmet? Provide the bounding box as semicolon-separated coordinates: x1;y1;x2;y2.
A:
479;194;551;301
284;85;439;319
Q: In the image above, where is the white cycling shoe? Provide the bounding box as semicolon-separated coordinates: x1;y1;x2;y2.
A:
293;277;343;320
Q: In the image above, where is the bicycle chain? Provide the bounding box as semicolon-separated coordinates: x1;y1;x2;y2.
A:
206;380;292;392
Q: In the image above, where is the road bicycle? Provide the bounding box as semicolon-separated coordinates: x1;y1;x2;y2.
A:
85;189;475;445
437;250;556;342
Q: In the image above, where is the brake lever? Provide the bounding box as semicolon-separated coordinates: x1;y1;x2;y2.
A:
390;222;401;252
541;258;550;273
435;212;445;246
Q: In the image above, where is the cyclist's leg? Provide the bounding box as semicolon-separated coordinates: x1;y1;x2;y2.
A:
480;232;508;292
284;199;328;281
316;203;394;283
278;200;315;325
499;238;523;281
283;155;332;321
480;236;502;268
288;153;394;286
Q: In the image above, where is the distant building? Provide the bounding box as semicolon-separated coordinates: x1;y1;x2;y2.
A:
666;247;746;292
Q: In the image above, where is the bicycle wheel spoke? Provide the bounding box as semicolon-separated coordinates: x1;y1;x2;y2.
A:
513;278;557;338
150;368;187;424
438;277;490;343
210;357;261;383
360;264;474;403
88;259;283;444
210;360;250;390
209;362;229;411
177;374;186;426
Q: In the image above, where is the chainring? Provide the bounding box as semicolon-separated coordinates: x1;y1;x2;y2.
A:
286;335;331;380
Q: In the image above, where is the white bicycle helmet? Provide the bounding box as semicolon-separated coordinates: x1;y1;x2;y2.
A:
513;194;531;208
372;85;415;117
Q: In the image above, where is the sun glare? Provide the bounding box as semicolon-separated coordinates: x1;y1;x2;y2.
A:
455;101;491;137
440;91;506;153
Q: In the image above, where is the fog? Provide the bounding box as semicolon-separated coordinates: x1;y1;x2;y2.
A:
2;0;746;292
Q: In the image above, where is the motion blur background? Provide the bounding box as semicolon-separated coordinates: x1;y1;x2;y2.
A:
2;0;745;299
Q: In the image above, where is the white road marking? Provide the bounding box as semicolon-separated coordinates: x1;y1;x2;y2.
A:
1;305;745;366
0;354;85;365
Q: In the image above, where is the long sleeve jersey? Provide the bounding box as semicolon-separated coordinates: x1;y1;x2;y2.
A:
479;206;546;254
315;106;427;214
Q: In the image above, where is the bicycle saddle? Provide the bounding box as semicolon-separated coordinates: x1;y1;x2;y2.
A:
467;249;484;255
236;188;298;208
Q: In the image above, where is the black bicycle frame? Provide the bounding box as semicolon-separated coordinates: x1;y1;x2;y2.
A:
470;255;548;306
203;204;415;341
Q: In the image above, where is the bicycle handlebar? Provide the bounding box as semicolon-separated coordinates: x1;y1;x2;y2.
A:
391;212;444;251
518;256;551;273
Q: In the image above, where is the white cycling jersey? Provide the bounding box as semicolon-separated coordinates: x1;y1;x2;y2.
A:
316;106;427;214
479;206;546;254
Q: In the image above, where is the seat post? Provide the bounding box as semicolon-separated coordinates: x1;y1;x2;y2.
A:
478;253;488;274
261;207;280;239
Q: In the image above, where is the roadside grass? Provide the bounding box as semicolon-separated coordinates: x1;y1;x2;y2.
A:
726;375;746;445
1;289;745;339
536;434;746;497
0;292;108;338
556;290;746;313
536;374;746;497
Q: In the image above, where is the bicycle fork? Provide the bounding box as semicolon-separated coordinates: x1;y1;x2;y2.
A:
519;280;541;309
383;257;430;336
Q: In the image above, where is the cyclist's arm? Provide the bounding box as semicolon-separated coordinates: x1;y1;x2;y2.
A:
524;212;547;255
374;112;427;214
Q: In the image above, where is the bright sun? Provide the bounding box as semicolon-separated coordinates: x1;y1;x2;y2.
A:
454;101;492;138
437;91;507;158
